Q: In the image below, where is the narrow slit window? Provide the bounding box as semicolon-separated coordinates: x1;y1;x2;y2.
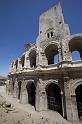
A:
47;33;49;38
51;32;53;37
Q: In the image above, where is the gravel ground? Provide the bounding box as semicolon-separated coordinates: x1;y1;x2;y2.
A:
0;86;73;124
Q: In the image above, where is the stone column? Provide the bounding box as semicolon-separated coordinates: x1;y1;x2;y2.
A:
13;61;16;73
61;37;71;61
36;79;47;111
9;63;13;73
42;51;48;66
9;78;13;95
58;45;62;63
71;95;79;123
37;48;48;67
64;77;73;122
69;51;72;61
6;79;10;95
13;78;18;98
61;91;66;118
24;53;30;69
60;81;67;119
36;51;39;67
17;58;22;71
20;81;28;104
24;55;30;69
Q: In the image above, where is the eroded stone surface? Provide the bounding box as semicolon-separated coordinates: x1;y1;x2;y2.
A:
7;2;82;124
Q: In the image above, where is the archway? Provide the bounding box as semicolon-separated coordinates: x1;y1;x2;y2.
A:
69;37;82;61
71;51;80;61
26;82;36;107
75;84;82;118
45;44;59;65
18;81;22;99
46;83;62;115
29;50;36;68
21;55;25;67
15;59;18;69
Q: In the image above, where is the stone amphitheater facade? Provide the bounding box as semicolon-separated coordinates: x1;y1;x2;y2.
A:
7;3;82;123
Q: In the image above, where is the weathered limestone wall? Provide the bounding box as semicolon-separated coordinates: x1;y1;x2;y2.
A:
7;3;82;124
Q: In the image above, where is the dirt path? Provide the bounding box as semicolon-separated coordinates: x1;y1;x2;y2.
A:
0;86;72;124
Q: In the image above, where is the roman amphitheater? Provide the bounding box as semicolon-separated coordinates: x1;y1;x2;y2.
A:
6;2;82;124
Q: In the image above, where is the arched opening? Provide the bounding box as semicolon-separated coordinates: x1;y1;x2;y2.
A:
45;44;59;65
26;82;36;108
75;84;82;119
29;50;36;68
18;81;22;99
51;32;53;37
69;37;82;61
46;83;62;115
11;62;14;68
71;51;80;61
21;55;25;67
15;60;18;69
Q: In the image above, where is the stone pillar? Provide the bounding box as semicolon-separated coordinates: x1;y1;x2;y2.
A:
60;83;67;119
36;79;47;111
61;37;71;61
24;55;30;69
37;47;48;67
64;77;73;121
69;51;72;61
20;81;28;104
40;50;48;66
13;61;16;73
9;63;13;73
17;58;22;71
71;95;79;123
13;78;18;98
9;78;13;95
24;53;30;69
36;50;39;67
6;79;10;95
10;62;14;73
58;45;62;63
61;91;66;118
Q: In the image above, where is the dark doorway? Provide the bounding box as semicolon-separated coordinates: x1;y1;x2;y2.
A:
75;84;82;118
29;50;36;68
46;83;62;115
26;82;36;107
18;81;22;99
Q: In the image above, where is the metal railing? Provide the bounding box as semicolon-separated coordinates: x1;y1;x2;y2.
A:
47;96;62;114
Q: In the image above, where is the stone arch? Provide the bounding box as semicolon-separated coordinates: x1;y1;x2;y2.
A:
70;79;82;119
75;84;82;119
44;41;59;50
28;48;37;68
45;80;63;115
44;43;59;65
70;79;82;95
69;35;82;61
44;79;63;92
26;81;36;108
46;83;62;115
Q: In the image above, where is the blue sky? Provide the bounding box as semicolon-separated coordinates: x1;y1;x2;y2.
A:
0;0;82;76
